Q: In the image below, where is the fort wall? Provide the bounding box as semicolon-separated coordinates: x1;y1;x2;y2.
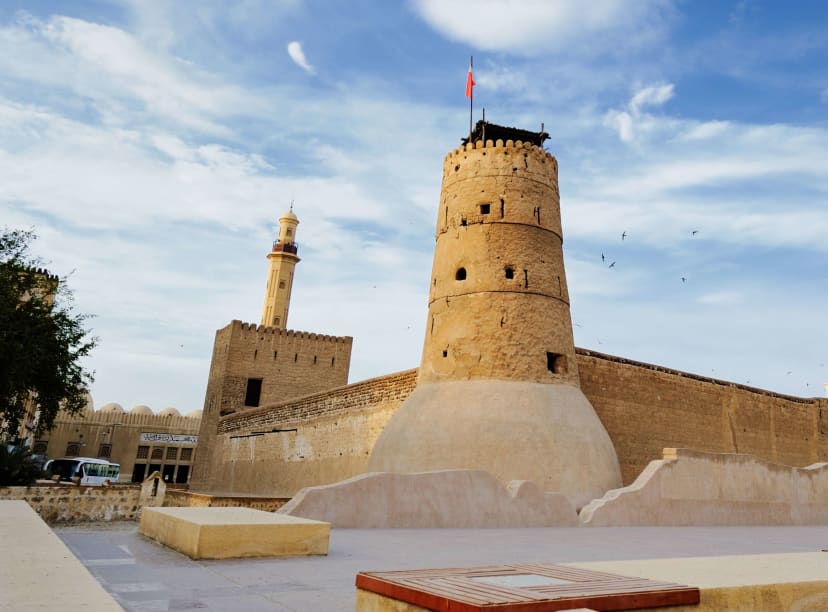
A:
190;319;353;490
195;369;416;495
192;352;828;496
579;349;828;485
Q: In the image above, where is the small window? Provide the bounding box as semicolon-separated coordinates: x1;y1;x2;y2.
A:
151;448;163;460
279;280;286;289
166;447;178;461
331;357;335;366
504;267;514;279
137;445;149;459
273;351;278;360
547;352;567;374
460;217;467;226
180;448;193;461
442;350;448;358
97;444;112;458
313;355;317;365
245;377;263;407
66;442;80;457
286;229;293;237
273;316;280;326
455;267;467;281
480;203;490;214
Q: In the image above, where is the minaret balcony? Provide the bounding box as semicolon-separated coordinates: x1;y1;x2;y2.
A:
272;241;299;255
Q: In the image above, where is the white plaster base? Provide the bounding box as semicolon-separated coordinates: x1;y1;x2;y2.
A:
366;381;622;509
279;469;578;528
580;448;828;526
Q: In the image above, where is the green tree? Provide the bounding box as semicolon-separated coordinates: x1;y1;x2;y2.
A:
0;443;44;486
0;228;97;438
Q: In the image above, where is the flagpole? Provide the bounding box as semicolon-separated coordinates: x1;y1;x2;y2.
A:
468;55;473;142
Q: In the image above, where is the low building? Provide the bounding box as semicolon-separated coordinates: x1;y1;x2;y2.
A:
37;401;201;484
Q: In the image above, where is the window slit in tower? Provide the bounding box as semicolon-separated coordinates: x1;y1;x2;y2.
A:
523;269;529;288
273;351;277;360
460;217;467;226
500;199;505;218
313;355;317;365
294;353;298;362
253;349;257;360
547;352;567;374
505;267;514;280
331;357;335;367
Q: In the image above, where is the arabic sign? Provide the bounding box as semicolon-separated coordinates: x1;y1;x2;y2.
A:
139;433;199;445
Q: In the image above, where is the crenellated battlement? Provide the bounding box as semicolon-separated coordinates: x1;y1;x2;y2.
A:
444;138;555;162
231;320;352;343
31;266;59;282
441;138;558;195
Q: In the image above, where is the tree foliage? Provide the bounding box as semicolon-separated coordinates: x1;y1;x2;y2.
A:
0;443;44;486
0;228;97;437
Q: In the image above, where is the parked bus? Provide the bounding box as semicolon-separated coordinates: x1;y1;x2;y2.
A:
44;457;121;485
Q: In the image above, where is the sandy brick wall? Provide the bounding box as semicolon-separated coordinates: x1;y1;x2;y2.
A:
191;350;827;497
578;349;828;485
190;319;354;490
163;490;289;511
193;369;417;495
0;484;143;523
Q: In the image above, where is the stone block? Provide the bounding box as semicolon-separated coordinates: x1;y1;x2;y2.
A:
139;506;330;559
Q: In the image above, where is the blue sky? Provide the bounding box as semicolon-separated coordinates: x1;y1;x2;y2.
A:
1;0;826;412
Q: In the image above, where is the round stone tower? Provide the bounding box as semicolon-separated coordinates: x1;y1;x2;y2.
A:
367;129;622;508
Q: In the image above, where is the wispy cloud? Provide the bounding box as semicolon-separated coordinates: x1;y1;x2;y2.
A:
604;82;674;142
411;0;675;55
287;41;314;74
0;13;264;133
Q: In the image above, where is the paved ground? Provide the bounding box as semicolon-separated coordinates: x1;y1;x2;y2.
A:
56;523;828;611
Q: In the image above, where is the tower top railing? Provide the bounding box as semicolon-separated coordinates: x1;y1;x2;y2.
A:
462;120;549;147
272;241;299;255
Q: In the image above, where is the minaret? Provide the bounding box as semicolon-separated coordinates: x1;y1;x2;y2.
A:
260;207;300;329
368;124;622;508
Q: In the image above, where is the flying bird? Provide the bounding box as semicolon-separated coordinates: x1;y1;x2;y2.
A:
608;261;616;268
601;253;605;262
681;277;686;283
692;230;699;236
621;231;627;240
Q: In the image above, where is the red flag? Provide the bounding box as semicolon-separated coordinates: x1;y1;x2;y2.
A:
465;60;475;98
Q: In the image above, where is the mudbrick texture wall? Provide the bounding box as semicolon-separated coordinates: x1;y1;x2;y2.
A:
193;351;828;495
0;484;148;523
193;369;417;495
579;349;828;486
190;320;353;490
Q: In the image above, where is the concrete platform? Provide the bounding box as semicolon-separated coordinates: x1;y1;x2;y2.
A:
139;506;330;559
571;553;828;610
0;500;121;612
56;524;828;611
